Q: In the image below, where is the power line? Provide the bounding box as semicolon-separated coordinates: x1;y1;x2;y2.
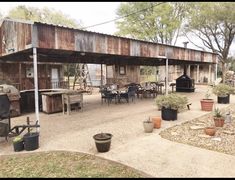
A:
80;2;167;30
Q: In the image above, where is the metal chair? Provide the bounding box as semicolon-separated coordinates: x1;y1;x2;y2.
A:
100;88;117;105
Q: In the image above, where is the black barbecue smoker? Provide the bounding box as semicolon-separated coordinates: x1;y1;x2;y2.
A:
176;65;195;92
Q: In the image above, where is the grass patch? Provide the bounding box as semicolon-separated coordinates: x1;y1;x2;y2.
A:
0;151;146;178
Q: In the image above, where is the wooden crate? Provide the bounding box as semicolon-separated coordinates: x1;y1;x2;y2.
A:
41;92;63;114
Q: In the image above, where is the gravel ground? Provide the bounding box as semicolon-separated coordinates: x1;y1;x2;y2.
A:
1;85;235;177
160;104;235;156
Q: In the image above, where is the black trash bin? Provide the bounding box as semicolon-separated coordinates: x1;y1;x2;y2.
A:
23;132;39;151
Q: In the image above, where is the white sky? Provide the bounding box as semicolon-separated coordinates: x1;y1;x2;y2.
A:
0;2;234;56
0;2;120;34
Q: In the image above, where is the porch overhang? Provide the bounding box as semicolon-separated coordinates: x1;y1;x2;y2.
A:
0;48;214;66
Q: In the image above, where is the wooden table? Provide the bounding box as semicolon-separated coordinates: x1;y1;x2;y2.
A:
62;91;83;115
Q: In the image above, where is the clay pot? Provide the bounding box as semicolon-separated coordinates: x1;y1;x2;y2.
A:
214;117;225;127
204;127;216;136
152;116;161;129
200;99;214;111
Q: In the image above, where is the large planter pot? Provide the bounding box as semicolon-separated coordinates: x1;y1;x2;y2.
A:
93;133;112;153
200;99;214;111
143;120;154;133
161;107;177;121
204;127;216;136
23;132;39;151
152;116;161;129
13;140;24;152
214;117;225;127
217;94;230;104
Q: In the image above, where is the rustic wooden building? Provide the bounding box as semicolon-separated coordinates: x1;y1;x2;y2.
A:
0;18;218;88
0;62;65;90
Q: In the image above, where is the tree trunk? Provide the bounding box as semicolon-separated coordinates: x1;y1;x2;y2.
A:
68;75;70;89
221;62;226;83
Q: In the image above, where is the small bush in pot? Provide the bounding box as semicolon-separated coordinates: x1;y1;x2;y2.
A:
213;108;225;127
212;83;234;104
13;136;24;152
155;93;188;121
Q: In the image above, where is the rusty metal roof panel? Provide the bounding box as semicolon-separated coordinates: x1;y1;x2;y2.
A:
37;23;55;49
32;20;218;56
56;27;75;50
0;18;219;64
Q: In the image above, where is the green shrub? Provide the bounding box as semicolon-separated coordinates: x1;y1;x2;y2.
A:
155;93;188;110
13;136;23;143
212;83;235;97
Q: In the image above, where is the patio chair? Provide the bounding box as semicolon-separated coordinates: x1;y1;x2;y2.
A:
100;88;117;105
135;84;144;99
119;86;137;103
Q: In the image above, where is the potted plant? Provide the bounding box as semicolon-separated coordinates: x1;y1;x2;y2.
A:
152;116;161;129
23;131;40;151
155;93;188;121
200;89;214;111
143;117;154;133
12;136;24;152
212;83;234;104
93;132;112;153
204;127;216;136
213;108;225;127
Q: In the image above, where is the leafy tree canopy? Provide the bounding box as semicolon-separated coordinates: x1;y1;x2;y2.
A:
7;5;83;28
115;2;187;45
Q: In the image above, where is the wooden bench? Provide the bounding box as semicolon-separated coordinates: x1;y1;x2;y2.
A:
62;92;83;115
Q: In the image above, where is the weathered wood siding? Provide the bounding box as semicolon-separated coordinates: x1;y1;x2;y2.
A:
0;20;218;64
37;24;55;49
0;20;32;56
35;23;218;63
0;62;63;90
0;25;2;56
106;65;140;86
56;27;75;50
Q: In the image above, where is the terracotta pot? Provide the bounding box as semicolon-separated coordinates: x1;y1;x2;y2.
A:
200;99;214;111
204;127;216;136
152;116;161;129
214;117;225;127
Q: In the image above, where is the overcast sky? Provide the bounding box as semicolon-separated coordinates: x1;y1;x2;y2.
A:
0;2;234;55
0;2;120;34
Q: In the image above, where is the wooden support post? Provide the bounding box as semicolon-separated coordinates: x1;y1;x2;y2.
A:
197;65;200;83
19;63;22;90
